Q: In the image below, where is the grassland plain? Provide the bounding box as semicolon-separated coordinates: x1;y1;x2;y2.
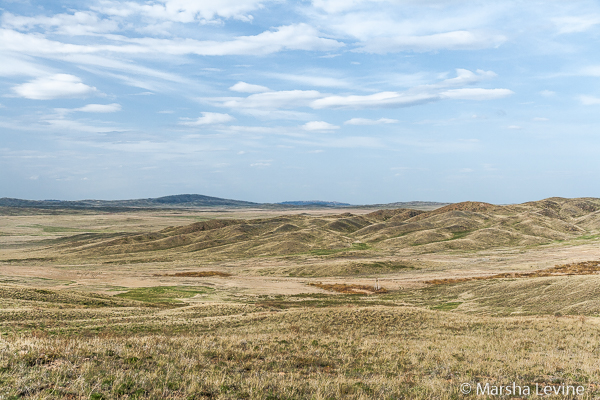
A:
2;197;600;399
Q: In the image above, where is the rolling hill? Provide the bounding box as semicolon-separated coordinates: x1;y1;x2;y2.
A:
54;197;600;262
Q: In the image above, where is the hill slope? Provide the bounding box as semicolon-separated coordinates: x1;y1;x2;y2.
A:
52;197;600;262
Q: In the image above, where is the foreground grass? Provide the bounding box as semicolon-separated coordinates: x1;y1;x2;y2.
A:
2;285;600;399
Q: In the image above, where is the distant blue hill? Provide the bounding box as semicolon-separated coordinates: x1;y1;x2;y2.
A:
279;201;352;207
0;194;258;209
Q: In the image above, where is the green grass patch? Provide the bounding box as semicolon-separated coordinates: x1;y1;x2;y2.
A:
360;261;415;270
26;224;103;233
115;286;213;304
450;231;470;240
574;234;600;241
430;302;462;311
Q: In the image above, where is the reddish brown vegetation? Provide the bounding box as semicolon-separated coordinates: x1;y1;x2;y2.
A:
159;271;232;277
426;260;600;285
310;282;388;294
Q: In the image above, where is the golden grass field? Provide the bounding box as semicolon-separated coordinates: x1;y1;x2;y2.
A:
1;197;600;399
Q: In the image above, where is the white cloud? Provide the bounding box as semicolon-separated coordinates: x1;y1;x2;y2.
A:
213;69;511;111
95;0;269;23
311;92;437;109
507;125;522;130
540;90;556;97
344;117;398;125
553;15;600;34
579;95;600;105
12;74;97;100
309;0;510;54
532;117;548;121
220;90;323;109
140;23;344;55
229;81;271;93
75;103;122;113
124;24;343;55
440;88;514;100
435;69;497;88
356;31;507;53
2;11;118;35
0;24;343;57
303;121;340;131
180;112;234;125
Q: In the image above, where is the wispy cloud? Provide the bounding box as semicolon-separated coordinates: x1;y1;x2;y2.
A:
355;31;506;54
344;117;398;125
218;90;323;109
270;72;350;88
213;69;512;110
2;11;118;35
0;24;343;57
552;15;600;34
0;54;53;77
440;88;514;100
94;0;270;23
579;95;600;105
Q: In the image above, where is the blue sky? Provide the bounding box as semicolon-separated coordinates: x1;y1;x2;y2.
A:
1;0;600;204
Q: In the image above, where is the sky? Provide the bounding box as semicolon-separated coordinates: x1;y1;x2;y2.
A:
1;0;600;204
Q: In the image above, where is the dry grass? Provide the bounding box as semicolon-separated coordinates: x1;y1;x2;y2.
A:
2;302;600;399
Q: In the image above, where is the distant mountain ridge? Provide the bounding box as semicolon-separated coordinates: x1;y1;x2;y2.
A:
279;201;352;207
0;194;448;210
0;194;258;209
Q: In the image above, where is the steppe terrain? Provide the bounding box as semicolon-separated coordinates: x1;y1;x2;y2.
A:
1;197;600;399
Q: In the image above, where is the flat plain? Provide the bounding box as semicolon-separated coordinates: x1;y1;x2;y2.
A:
1;197;600;399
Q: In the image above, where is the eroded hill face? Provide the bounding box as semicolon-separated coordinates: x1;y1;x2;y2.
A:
52;197;600;263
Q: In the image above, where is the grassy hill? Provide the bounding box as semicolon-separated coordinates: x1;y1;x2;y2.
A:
51;197;600;266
